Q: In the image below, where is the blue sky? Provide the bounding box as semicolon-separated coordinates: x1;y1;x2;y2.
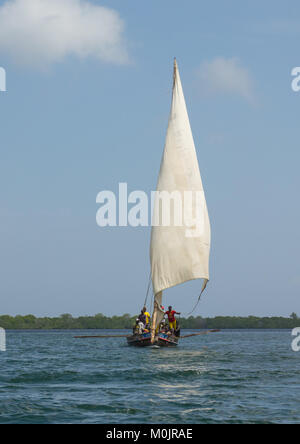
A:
0;0;299;317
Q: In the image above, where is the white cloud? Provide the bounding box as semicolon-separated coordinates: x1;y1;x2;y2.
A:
197;57;255;103
0;0;129;68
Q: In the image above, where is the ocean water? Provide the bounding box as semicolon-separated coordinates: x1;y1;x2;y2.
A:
0;329;299;424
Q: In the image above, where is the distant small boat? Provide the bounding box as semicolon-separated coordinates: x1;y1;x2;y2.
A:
127;59;211;347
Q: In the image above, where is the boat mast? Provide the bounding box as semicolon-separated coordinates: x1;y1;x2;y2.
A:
150;300;158;344
150;60;178;345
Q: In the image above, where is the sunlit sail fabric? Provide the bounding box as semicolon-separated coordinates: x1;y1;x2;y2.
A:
150;60;211;317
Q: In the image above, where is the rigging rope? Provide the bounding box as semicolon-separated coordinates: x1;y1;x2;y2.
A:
186;292;203;316
185;280;208;316
143;271;152;308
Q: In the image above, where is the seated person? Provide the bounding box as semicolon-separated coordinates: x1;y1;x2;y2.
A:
133;319;140;335
138;321;145;335
159;319;166;332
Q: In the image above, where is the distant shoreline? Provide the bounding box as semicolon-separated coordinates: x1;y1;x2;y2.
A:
0;314;299;330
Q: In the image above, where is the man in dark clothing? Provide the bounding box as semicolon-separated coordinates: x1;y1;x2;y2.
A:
138;310;146;326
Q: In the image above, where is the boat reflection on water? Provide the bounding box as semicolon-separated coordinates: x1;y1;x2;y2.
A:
144;350;214;422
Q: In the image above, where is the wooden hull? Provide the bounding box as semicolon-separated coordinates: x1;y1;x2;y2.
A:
127;332;179;347
157;334;179;347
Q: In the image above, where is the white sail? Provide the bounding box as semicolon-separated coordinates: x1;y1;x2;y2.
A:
150;59;210;326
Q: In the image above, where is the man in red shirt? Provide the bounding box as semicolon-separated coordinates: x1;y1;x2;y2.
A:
165;306;181;330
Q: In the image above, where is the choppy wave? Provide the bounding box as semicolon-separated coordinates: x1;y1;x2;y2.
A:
0;329;299;424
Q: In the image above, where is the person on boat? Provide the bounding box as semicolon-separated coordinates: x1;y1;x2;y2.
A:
174;323;181;338
137;320;146;334
142;307;151;328
138;310;146;326
165;306;181;331
133;319;140;335
159;319;167;332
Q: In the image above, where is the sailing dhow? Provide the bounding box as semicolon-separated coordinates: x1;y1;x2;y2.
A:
127;59;211;347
